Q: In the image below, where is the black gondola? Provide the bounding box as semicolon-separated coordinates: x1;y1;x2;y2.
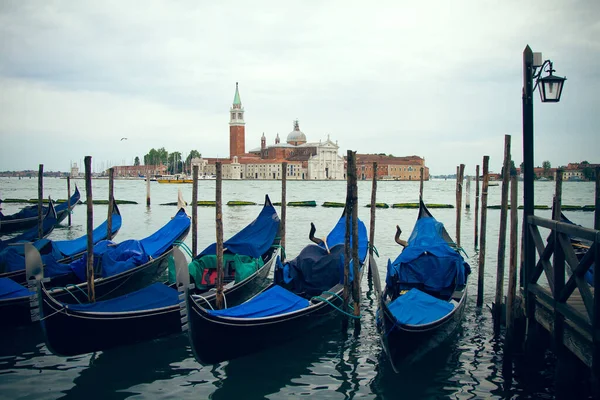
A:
182;210;369;365
0;200;122;285
0;200;58;252
0;207;190;327
0;187;81;235
377;199;471;371
32;198;280;356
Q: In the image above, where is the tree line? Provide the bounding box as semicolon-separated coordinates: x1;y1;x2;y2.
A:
139;148;202;175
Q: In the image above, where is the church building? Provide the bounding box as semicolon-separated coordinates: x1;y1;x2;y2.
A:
194;83;345;180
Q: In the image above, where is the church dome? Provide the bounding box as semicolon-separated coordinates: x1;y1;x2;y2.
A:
286;120;307;145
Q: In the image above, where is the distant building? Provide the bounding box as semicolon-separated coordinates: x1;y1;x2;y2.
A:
110;165;167;178
193;83;428;181
353;154;429;181
70;163;80;178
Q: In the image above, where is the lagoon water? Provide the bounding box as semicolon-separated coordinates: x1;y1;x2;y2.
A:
0;177;596;399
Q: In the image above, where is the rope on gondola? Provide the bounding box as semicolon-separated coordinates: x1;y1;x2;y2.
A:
449;242;469;259
271;244;286;260
174;241;193;258
368;243;379;257
311;291;361;319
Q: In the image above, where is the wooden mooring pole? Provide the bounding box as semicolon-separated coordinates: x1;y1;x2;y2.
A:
343;150;354;313
215;162;224;309
67;176;72;226
477;156;489;307
456;164;465;247
281;162;287;256
465;176;471;209
475;165;480;249
37;164;43;240
349;153;360;318
593;166;600;397
595;166;600;230
192;165;198;257
368;162;378;280
146;176;151;207
84;156;96;302
107;167;114;240
494;135;511;333
505;175;519;357
419;167;424;199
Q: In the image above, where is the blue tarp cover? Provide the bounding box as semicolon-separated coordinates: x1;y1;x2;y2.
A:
321;215;368;263
66;282;178;312
140;208;190;258
0;204;57;252
54;213;122;257
0;277;30;299
388;288;455;325
198;197;280;259
207;285;309;318
0;212;122;275
275;214;367;297
386;216;468;293
0;187;79;222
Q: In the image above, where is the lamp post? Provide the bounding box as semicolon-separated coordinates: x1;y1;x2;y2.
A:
522;45;566;317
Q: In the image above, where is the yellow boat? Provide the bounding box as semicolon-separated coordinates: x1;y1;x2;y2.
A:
156;174;193;184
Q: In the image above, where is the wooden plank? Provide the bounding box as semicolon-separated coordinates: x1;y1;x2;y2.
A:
529;224;555;291
535;302;593;367
533;285;592;337
558;233;594;319
529;215;598;242
563;244;596;301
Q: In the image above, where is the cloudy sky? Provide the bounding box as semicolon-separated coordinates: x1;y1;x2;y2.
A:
1;0;598;174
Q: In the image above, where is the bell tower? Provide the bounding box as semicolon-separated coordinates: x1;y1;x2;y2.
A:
229;82;245;158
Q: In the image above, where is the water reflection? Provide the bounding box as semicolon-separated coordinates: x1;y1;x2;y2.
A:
58;334;197;400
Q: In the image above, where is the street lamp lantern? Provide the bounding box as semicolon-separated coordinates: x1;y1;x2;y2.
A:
533;59;567;103
538;70;566;102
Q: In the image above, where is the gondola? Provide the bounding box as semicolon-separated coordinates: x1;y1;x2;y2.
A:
0;200;122;285
0;187;81;235
0;207;190;327
0;201;58;252
33;197;280;356
377;198;470;371
182;209;368;365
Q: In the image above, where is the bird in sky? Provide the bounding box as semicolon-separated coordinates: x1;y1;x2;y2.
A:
120;137;128;141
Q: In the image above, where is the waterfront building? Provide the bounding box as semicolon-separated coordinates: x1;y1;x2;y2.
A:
353;154;429;181
195;83;345;180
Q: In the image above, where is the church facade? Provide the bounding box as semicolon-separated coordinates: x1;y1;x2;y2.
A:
191;83;427;181
194;83;345;180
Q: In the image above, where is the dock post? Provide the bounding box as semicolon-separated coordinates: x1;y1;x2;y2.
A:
475;165;480;249
146;175;151;207
84;156;95;303
37;164;43;240
419;167;424;199
465;176;471;209
553;170;573;398
281;162;287;258
593;167;600;397
494;135;511;333
477;156;490;307
107;167;114;240
505;175;519;359
349;152;360;318
343;150;353;313
456;164;465;247
215;162;224;310
594;167;600;228
192;165;198;257
67;176;71;226
368;162;378;280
